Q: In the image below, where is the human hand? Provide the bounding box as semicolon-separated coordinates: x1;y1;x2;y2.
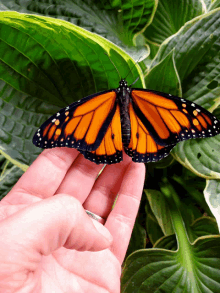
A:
0;148;145;293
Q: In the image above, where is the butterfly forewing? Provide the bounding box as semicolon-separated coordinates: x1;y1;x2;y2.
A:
131;89;220;147
33;90;117;152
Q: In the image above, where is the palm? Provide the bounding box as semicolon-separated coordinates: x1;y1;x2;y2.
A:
43;248;120;292
0;200;120;293
0;149;145;293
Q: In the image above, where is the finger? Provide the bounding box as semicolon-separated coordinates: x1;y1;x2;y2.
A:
105;162;145;264
8;148;80;200
55;153;104;203
83;152;132;218
0;195;113;268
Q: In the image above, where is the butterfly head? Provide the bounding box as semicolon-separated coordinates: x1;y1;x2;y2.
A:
117;79;131;93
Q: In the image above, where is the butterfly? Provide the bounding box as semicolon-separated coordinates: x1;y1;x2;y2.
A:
33;78;220;164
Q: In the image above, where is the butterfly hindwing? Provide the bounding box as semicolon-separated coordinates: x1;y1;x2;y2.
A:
79;104;123;164
124;102;176;163
33;90;117;152
131;89;220;146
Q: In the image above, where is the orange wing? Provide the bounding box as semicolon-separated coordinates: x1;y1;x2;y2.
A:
79;104;123;164
33;90;118;153
131;89;220;147
124;102;175;163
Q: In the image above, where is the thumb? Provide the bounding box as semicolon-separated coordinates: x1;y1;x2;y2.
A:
0;194;112;257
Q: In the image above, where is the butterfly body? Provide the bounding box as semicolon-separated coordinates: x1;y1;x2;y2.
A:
33;79;220;165
116;79;132;147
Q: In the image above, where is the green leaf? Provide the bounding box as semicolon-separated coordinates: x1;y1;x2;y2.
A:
171;174;212;216
204;0;212;9
125;220;146;259
145;189;174;236
208;0;220;10
145;200;164;245
171;133;220;179
145;49;182;96
0;3;8;11
154;216;218;250
0;165;24;199
0;0;157;47
122;236;220;293
0;11;143;167
122;183;220;293
151;9;220;106
204;179;220;231
154;234;177;250
150;9;220;179
0;153;7;171
143;40;160;65
190;216;219;239
162;216;219;247
104;0;157;46
144;0;204;45
153;201;218;250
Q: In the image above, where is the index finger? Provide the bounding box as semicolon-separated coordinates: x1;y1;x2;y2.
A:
9;148;81;198
105;161;146;264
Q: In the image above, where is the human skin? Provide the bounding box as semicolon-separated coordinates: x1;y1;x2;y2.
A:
0;148;145;293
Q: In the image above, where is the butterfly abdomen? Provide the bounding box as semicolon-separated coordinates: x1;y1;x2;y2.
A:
118;88;131;147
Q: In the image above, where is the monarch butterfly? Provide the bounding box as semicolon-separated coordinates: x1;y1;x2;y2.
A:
33;78;220;164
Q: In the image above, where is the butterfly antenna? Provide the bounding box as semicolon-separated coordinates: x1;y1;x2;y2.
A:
129;76;140;87
124;56;142;80
104;53;121;80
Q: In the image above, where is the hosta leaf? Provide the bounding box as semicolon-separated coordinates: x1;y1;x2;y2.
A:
171;174;211;215
151;9;220;178
0;165;24;199
0;0;157;47
190;216;219;239
125;220;146;259
145;200;164;245
145;189;174;236
122;236;220;293
0;11;143;167
143;41;159;65
155;216;218;250
154;234;177;250
102;0;157;46
204;179;220;231
0;3;8;10
203;0;212;9
145;49;182;96
208;0;220;10
0;153;6;170
122;182;220;293
151;9;220;106
171;131;220;179
144;0;204;44
146;183;216;249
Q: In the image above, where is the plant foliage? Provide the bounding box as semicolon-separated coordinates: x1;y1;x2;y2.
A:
0;1;220;292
